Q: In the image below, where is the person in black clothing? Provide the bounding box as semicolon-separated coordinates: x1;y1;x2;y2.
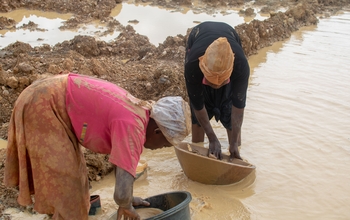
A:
184;21;250;160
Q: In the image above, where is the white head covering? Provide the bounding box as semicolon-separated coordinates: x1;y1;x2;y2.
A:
150;96;191;146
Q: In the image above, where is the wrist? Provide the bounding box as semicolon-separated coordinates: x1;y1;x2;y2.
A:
229;143;238;150
118;203;132;209
207;134;218;142
115;195;133;209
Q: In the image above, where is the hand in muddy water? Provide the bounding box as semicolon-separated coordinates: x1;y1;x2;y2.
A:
209;153;243;163
208;140;222;160
229;157;241;163
132;197;150;207
115;207;163;220
229;144;242;161
116;197;150;220
208;153;218;159
118;208;164;220
116;205;140;220
208;149;222;160
188;143;223;161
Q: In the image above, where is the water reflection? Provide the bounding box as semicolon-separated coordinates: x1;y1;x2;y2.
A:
0;9;72;22
111;3;267;45
0;10;103;48
241;11;350;220
0;2;269;48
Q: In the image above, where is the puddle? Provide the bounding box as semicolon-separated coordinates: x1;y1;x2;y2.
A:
0;3;269;48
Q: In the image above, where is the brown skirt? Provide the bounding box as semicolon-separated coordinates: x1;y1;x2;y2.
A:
4;74;90;219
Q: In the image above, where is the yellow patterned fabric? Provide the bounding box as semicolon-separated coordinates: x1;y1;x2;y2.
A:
4;74;90;219
198;37;235;86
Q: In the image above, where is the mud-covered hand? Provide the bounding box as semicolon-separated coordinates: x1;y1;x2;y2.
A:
114;166;143;220
116;204;140;220
208;139;222;160
132;197;150;207
229;143;242;161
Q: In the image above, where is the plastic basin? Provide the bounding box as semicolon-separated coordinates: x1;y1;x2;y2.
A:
109;191;192;220
174;143;255;185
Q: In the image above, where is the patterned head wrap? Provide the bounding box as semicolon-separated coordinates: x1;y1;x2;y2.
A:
199;37;235;86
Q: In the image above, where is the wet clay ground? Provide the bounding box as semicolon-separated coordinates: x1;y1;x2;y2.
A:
0;0;349;218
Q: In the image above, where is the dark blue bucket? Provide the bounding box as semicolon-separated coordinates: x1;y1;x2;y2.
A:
134;191;192;220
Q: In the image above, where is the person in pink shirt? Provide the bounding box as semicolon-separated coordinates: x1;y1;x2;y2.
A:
4;73;191;220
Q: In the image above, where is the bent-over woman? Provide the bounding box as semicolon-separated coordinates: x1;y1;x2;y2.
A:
4;73;191;220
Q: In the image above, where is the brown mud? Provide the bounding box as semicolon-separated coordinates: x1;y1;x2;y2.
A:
0;0;349;217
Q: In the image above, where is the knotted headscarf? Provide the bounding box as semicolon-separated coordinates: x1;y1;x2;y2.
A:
199;37;235;86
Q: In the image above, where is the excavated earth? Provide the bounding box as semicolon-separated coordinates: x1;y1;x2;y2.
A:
0;0;349;217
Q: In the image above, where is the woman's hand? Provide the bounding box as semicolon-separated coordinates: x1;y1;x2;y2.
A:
115;197;150;220
113;166;146;220
132;197;150;207
229;143;242;161
208;139;222;160
116;204;140;220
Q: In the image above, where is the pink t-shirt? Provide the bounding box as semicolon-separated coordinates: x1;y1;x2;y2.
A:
65;73;149;177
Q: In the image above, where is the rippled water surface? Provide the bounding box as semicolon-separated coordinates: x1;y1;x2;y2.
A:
239;11;350;220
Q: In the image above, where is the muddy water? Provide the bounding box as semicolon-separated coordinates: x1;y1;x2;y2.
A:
89;11;350;220
0;3;269;48
110;2;267;45
1;6;350;220
240;12;350;219
0;9;75;48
